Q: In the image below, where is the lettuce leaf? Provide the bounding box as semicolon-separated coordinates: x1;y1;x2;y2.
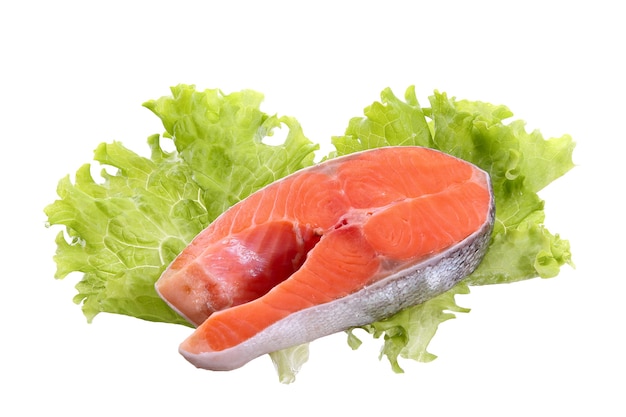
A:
45;84;574;380
46;137;205;325
269;344;310;384
45;85;318;325
348;282;471;372
333;86;574;371
143;86;318;218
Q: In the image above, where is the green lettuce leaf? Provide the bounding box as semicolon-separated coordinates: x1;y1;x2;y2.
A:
333;87;574;371
45;85;318;325
143;85;318;219
269;344;310;384
348;283;471;372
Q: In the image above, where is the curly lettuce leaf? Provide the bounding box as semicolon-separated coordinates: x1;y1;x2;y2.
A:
45;85;318;324
348;283;471;372
143;85;318;219
269;344;310;384
333;86;574;371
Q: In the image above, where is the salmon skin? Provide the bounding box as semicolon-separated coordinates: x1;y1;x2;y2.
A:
156;146;495;371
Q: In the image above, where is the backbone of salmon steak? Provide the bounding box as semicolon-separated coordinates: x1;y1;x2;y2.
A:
155;146;495;371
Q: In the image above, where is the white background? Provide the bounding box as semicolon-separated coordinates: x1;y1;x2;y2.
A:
2;1;624;415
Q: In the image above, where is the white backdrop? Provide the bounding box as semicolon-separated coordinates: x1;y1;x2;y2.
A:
2;1;624;416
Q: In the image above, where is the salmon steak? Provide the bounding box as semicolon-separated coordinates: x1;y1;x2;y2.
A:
156;146;495;371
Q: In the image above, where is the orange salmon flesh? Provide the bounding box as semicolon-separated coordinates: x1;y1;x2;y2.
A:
155;146;495;371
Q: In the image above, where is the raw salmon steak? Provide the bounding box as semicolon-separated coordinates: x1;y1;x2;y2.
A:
156;146;495;371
